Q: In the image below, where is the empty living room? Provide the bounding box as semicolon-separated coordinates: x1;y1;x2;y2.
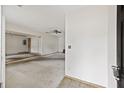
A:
4;5;66;88
0;4;123;89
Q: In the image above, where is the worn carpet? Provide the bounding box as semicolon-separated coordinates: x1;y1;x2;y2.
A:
6;53;65;88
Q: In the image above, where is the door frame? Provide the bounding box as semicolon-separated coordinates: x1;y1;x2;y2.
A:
0;5;5;88
28;38;31;53
117;5;124;88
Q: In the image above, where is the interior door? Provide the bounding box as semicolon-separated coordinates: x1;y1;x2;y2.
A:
117;5;124;88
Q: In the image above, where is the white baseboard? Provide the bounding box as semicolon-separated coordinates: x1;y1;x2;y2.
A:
65;75;105;88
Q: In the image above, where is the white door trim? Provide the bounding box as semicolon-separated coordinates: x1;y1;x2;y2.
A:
1;5;5;88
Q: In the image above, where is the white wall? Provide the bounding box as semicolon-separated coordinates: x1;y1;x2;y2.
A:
6;33;28;54
107;6;117;88
58;35;65;52
42;34;59;55
6;23;60;55
65;6;114;87
31;34;59;55
6;22;43;55
38;37;43;54
31;37;40;54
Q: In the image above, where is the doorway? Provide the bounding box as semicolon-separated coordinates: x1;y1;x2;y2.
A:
28;38;31;53
4;5;65;88
117;5;124;88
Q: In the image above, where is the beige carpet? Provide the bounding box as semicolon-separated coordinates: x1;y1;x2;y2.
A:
58;77;101;88
6;53;65;88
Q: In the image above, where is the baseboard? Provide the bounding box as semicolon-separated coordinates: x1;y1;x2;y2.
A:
6;55;41;65
6;52;29;56
65;75;105;88
41;51;59;56
6;52;63;64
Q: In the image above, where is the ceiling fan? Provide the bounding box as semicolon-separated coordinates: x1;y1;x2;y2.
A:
17;5;23;7
46;29;62;34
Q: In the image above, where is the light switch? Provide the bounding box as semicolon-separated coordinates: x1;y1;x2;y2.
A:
68;45;71;49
